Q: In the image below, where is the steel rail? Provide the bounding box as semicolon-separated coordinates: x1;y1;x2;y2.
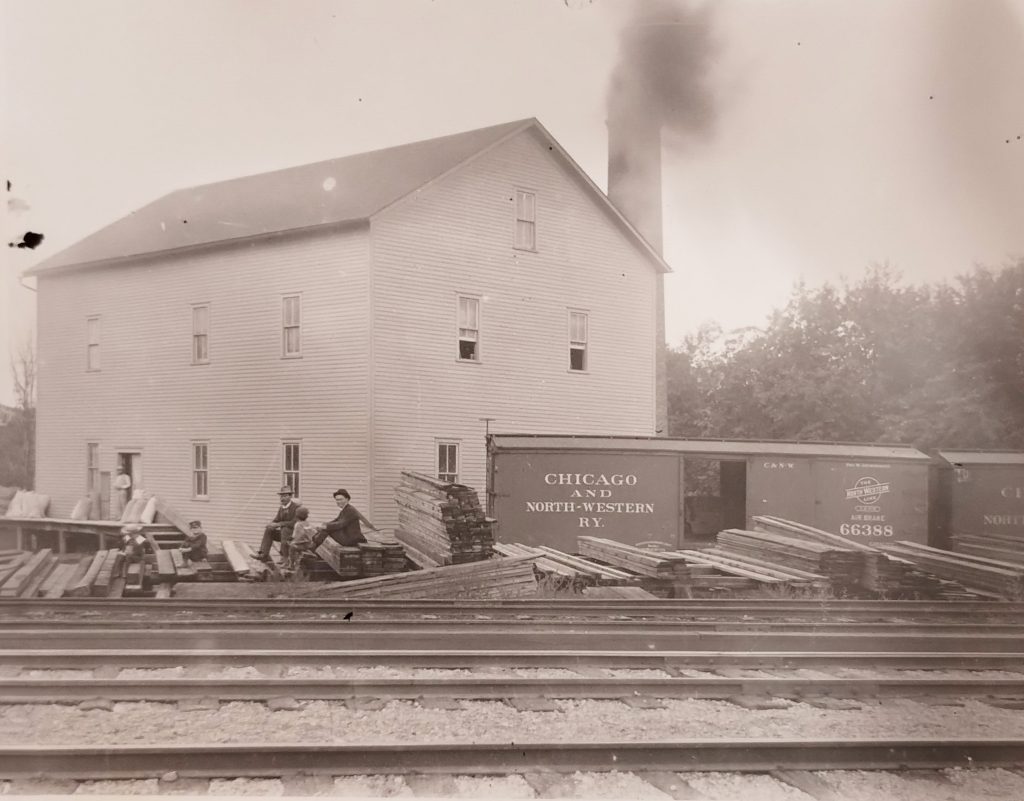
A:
3;648;1023;670
2;675;1023;703
4;626;1023;652
3;598;1023;617
5;618;1024;635
0;738;1021;779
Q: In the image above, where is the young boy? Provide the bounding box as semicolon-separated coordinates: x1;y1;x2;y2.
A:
287;506;317;571
120;524;147;565
182;520;209;564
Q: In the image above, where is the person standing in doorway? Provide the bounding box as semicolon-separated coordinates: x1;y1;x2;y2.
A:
257;485;300;562
113;464;132;519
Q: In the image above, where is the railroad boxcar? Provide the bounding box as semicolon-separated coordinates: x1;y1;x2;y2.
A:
930;450;1024;548
487;435;931;552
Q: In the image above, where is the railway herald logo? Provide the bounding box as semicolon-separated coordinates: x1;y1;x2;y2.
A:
845;476;891;504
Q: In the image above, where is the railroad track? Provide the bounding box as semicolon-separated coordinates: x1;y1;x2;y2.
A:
5;597;1024;621
3;739;1022;780
4;673;1024;703
4;622;1024;655
3;599;1023;795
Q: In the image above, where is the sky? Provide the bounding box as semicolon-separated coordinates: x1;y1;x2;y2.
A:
2;0;1023;406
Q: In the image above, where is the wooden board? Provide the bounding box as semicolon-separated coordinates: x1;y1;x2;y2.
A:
66;551;108;597
0;549;56;598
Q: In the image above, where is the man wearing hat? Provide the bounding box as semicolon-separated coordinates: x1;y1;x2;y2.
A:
257;485;300;562
314;488;368;548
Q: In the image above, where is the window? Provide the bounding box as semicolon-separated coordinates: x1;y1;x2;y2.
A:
437;441;459;483
86;316;100;371
192;442;209;499
282;295;301;357
192;304;210;364
514;189;536;250
569;310;588;371
282;441;301;496
86;443;99;492
457;295;480;362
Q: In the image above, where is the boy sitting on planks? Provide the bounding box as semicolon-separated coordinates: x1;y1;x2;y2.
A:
119;524;147;574
182;520;209;564
285;507;317;572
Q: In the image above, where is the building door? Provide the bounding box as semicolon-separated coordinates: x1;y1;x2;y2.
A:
116;451;143;498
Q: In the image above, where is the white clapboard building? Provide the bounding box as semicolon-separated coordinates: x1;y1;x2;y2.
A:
27;118;668;545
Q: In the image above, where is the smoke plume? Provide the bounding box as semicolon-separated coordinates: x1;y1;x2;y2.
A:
607;0;717;146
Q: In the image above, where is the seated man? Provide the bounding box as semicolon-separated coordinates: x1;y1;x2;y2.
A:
182;519;209;564
314;488;367;548
257;485;300;562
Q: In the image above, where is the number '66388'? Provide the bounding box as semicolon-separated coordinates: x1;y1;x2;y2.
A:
840;523;894;537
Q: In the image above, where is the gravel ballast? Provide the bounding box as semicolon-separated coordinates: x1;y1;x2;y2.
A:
2;697;1023;744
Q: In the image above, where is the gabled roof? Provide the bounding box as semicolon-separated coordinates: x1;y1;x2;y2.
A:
26;118;670;276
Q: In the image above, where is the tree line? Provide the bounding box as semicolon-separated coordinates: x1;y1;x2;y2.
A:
667;259;1024;452
0;340;35;489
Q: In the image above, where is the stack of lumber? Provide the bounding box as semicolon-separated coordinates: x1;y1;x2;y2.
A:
381;542;408;573
577;536;690;581
751;515;922;595
952;532;1024;564
534;545;638;585
0;549;59;597
359;542;386;576
301;554;537;599
493;542;595;590
716;529;864;591
314;537;408;580
672;547;825;585
882;541;1024;599
394;472;494;566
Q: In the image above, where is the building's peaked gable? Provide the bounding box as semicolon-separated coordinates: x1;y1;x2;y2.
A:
26;119;533;275
372;119;670;274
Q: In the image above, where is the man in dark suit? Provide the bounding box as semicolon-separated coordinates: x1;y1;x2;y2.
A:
315;488;368;548
257;485;300;562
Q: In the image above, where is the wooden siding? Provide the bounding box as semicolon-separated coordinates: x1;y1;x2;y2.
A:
368;127;659;529
35;227;371;547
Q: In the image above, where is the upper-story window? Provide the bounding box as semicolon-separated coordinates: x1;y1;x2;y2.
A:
282;295;301;358
457;295;480;362
86;316;101;371
514;189;536;251
569;310;588;372
192;304;210;364
437;441;459;483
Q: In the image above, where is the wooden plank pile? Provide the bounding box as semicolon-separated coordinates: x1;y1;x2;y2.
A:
314;537;409;580
394;472;494;566
0;549;60;598
672;547;825;586
716;529;864;592
751;515;942;597
882;541;1024;599
300;554;538;600
952;532;1024;564
577;536;690;581
493;542;595;591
